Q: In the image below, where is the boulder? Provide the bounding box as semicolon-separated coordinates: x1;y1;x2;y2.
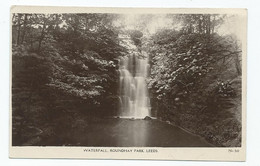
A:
144;116;152;120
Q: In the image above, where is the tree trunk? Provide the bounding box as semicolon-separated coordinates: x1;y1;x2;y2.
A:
54;14;60;32
206;15;211;35
85;16;89;33
38;21;46;51
235;53;242;75
202;15;207;34
188;22;193;34
198;15;202;34
21;14;28;44
211;15;216;34
17;14;22;45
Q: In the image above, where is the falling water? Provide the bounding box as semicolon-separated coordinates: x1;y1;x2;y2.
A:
119;52;151;118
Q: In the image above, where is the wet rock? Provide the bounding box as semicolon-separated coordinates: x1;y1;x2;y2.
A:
144;116;152;120
166;120;171;124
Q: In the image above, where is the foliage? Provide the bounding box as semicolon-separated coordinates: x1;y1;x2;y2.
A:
129;30;143;46
12;13;125;105
148;32;241;102
12;13;127;145
174;14;225;34
213;80;236;97
146;17;242;146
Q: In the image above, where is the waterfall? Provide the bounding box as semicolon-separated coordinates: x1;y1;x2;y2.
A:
119;52;151;118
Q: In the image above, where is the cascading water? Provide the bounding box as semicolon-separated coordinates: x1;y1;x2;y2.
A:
119;51;151;118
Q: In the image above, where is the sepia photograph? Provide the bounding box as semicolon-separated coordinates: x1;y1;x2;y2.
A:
10;6;247;161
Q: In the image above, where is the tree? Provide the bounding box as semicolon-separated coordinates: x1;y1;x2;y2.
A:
146;14;242;147
174;14;225;35
12;13;128;145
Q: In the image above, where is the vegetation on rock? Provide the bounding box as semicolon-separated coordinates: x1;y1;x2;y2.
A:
146;14;242;146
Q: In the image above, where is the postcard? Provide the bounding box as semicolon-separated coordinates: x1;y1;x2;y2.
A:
10;6;247;161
